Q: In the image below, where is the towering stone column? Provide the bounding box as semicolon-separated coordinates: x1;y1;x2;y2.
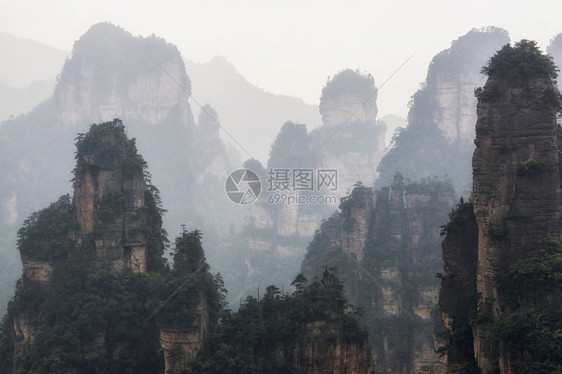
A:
470;41;562;373
73;119;150;272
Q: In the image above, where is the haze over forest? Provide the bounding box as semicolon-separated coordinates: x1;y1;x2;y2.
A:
1;3;562;373
3;0;562;160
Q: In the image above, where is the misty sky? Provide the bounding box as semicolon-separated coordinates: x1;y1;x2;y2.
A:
2;0;562;119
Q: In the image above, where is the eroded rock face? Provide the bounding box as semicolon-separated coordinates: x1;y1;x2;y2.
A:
231;70;386;304
438;201;479;373
316;69;386;193
424;71;484;144
20;258;53;283
440;41;562;374
11;313;33;370
274;273;375;374
160;300;209;373
302;175;455;374
320;93;378;128
472;75;562;373
340;186;373;262
55;23;192;129
375;27;510;193
73;120;150;272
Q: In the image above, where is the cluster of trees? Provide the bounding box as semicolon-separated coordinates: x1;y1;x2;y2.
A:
193;269;367;373
494;237;562;372
0;121;226;373
301;178;454;371
0;226;226;373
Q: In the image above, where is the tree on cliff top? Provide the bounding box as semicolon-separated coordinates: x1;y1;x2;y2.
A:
482;39;559;80
320;68;377;103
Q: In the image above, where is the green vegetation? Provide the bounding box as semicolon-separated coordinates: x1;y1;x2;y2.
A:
97;189;125;221
320;68;376;102
517;160;547;176
482;40;559;80
192;270;368;373
267;121;318;169
17;195;76;260
302;179;453;370
437;198;480;373
0;121;227;373
494;238;562;373
440;197;472;236
477;40;562;111
429;27;510;77
376;28;509;194
74;119;146;178
1;227;226;373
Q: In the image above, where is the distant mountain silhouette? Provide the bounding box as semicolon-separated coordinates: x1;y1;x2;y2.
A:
0;32;66;87
186;56;321;162
0;32;67;121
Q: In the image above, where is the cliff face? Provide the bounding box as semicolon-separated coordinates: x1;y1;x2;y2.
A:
73;119;151;272
218;70;386;306
439;40;562;373
278;274;374;374
438;200;479;373
426;71;483;143
0;22;197;233
302;175;455;374
473;44;562;373
0;22;241;315
55;23;192;128
0;121;223;373
159;300;209;373
376;27;510;193
315;69;386;191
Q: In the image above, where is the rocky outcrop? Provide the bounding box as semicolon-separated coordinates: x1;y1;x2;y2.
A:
315;69;386;192
424;71;482;144
302;174;455;373
160;300;209;373
439;40;562;373
222;70;386;306
320;92;377;128
20;258;53;283
55;23;192;128
73;119;151;272
0;120;227;373
278;274;374;373
438;200;479;373
193;270;374;373
472;43;562;373
2;120;165;370
376;27;510;193
283;324;374;374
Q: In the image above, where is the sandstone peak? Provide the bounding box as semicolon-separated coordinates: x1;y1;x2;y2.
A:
73;118;161;272
440;39;562;374
319;68;378;127
55;22;191;127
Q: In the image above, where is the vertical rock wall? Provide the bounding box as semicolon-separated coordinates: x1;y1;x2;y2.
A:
302;175;455;373
73;120;149;272
440;41;562;373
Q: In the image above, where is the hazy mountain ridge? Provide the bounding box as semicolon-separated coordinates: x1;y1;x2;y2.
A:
0;32;67;122
376;27;511;194
0;32;67;88
0;79;56;122
186;56;321;163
